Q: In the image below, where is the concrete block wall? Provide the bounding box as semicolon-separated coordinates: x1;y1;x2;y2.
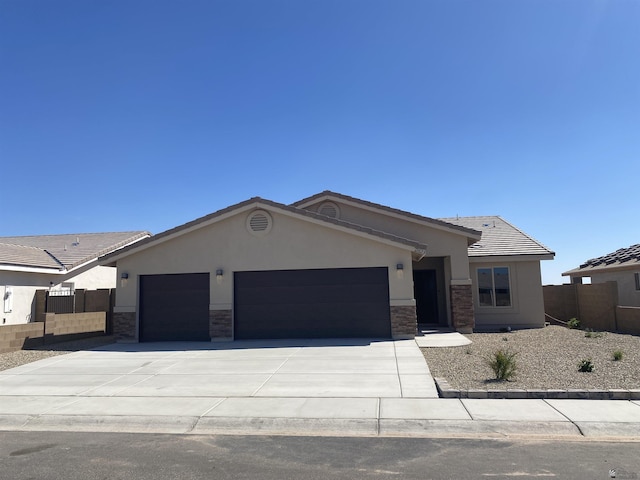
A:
0;312;107;353
544;282;640;335
0;323;44;354
616;307;640;335
44;312;106;336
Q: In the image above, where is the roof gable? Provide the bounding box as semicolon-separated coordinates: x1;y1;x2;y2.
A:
440;216;555;259
100;198;428;264
293;191;482;241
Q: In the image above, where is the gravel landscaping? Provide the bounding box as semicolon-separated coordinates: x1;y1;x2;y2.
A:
0;336;116;372
421;325;640;390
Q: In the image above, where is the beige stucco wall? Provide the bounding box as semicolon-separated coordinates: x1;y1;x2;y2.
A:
590;270;640;307
303;200;472;283
113;208;416;314
469;259;546;330
1;265;116;325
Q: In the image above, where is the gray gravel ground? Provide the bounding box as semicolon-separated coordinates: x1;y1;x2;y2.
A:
422;325;640;390
0;336;116;372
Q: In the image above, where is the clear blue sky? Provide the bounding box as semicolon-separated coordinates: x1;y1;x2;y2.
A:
1;0;638;285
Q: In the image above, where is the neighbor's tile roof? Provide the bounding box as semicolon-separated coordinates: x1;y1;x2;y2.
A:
564;243;640;276
440;216;554;258
0;231;150;271
0;243;62;269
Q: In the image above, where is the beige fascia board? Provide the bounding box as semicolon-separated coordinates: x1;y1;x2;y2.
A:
0;264;67;275
268;203;425;254
468;254;555;263
297;194;482;241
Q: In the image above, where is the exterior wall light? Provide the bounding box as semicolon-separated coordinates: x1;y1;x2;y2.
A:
121;272;129;279
120;272;129;288
216;269;224;284
396;263;404;280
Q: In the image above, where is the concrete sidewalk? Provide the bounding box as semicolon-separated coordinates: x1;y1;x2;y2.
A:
1;395;640;439
0;340;639;439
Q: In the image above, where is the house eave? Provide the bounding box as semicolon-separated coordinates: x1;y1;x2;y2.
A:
99;198;428;265
468;254;555;263
294;192;482;242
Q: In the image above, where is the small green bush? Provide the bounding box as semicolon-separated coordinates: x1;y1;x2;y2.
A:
487;349;518;381
613;350;624;361
584;329;603;339
578;359;594;372
567;318;581;329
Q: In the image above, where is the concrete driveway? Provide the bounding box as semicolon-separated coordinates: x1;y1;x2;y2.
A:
0;338;437;399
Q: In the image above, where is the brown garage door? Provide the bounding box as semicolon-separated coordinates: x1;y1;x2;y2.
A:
139;273;210;342
234;267;391;339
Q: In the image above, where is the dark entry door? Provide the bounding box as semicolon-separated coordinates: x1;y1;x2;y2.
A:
414;269;439;324
139;273;210;342
234;267;391;339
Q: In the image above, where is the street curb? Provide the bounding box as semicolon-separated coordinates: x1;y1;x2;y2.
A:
434;378;640;400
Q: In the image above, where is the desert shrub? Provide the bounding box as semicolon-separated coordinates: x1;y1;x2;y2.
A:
487;349;518;381
578;359;594;372
567;318;581;329
584;329;603;339
613;350;624;361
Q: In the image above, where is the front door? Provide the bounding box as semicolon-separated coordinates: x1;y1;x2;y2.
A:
414;269;439;325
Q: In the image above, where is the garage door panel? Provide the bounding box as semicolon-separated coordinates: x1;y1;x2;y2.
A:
140;273;210;342
236;283;389;305
234;268;391;339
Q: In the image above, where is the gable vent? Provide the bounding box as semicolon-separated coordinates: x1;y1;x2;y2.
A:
318;202;340;219
246;210;273;236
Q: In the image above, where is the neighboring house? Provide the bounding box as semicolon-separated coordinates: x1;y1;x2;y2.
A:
100;191;554;343
563;243;640;307
1;231;150;325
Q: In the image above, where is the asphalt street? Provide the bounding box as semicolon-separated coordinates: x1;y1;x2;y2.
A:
2;432;640;480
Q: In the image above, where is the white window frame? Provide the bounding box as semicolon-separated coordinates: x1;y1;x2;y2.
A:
477;266;512;308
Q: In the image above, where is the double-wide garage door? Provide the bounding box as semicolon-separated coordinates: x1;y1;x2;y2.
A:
139;267;391;341
234;267;391;339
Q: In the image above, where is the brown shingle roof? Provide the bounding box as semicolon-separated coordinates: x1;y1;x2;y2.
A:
440;216;554;258
0;231;150;271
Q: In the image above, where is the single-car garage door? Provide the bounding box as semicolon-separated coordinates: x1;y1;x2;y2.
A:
234;267;391;339
139;273;210;342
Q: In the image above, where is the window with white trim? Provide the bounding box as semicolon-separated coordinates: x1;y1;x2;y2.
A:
477;267;512;307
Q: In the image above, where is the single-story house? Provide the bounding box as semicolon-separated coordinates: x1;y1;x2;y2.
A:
100;191;554;342
1;231;150;325
563;243;640;307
